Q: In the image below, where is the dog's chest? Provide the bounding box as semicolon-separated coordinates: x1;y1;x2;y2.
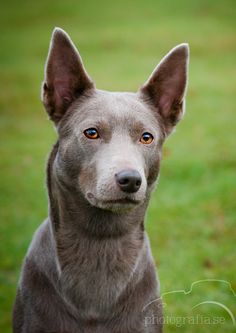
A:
57;234;143;319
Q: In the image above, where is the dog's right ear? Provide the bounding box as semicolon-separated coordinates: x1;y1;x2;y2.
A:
42;28;94;124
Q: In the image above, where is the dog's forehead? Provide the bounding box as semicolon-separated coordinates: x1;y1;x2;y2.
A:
68;90;159;131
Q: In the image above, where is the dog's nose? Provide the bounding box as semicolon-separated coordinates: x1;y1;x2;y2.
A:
115;169;142;193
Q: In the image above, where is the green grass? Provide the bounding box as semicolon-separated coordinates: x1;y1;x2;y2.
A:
0;0;236;331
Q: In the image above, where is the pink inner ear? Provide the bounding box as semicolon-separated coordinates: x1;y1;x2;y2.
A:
54;79;72;107
159;95;173;116
158;72;186;116
54;77;70;95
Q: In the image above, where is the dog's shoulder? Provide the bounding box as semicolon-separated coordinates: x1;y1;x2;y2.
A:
20;219;59;289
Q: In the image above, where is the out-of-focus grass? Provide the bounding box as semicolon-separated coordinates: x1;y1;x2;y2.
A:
0;1;235;332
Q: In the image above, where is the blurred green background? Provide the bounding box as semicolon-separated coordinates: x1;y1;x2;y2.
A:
0;0;235;332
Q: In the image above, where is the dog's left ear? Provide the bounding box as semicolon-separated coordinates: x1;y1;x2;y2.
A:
140;44;189;136
42;28;94;124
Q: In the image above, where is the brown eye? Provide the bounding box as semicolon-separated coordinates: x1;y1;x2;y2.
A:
140;132;154;144
84;128;99;139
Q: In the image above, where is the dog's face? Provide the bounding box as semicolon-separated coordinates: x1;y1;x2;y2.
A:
42;28;189;212
54;90;163;211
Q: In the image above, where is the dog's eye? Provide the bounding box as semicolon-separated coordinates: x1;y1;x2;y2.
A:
140;132;154;144
84;128;99;139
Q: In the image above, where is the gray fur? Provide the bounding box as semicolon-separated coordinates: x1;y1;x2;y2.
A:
13;27;189;333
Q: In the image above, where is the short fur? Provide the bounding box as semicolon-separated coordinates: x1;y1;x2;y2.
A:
13;28;189;333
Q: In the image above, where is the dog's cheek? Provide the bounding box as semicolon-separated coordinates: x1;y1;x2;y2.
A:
141;145;162;188
54;144;83;189
147;155;161;186
78;162;97;196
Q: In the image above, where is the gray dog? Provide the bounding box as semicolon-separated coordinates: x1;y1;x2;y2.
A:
13;28;189;333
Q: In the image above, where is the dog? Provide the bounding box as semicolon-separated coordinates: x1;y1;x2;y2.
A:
13;28;189;333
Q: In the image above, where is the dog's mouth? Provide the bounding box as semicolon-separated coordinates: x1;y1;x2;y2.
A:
102;198;140;205
86;193;141;211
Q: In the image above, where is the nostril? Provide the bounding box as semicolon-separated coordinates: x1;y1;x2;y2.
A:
136;179;141;187
118;177;129;185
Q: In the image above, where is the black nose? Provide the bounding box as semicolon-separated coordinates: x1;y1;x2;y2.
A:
115;169;142;193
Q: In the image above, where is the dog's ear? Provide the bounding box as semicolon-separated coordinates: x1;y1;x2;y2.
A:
140;44;189;136
42;28;94;124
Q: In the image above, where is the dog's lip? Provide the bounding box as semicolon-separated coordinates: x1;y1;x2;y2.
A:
86;192;141;206
101;198;140;205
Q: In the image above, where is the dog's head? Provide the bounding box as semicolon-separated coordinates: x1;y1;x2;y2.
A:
42;28;189;212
